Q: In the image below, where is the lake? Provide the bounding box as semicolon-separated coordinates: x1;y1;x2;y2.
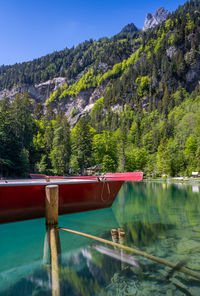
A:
0;181;200;295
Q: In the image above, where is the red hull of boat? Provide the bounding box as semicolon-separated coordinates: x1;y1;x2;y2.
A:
0;180;123;224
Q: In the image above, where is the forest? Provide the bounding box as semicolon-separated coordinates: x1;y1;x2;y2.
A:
0;0;200;178
1;86;200;177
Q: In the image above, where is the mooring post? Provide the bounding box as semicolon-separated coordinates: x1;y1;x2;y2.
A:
118;228;126;270
45;184;60;296
43;229;51;266
111;228;118;250
45;185;59;225
50;227;60;296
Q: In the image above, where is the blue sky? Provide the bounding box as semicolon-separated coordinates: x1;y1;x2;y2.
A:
0;0;186;66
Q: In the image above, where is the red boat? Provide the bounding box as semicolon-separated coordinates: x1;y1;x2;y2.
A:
0;172;143;224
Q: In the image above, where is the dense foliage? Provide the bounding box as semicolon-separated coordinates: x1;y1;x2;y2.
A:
0;0;200;177
1;85;200;177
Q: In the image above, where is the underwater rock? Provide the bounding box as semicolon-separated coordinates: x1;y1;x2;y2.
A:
177;240;200;254
192;226;200;233
187;257;200;271
170;277;192;295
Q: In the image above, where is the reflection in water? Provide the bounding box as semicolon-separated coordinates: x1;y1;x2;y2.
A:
0;181;200;295
192;185;199;193
43;226;61;296
92;245;140;268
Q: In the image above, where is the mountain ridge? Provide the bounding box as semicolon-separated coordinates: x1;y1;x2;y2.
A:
0;6;171;91
1;0;200;128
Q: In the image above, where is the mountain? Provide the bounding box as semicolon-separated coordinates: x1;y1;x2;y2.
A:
44;0;199;125
1;0;199;126
142;7;171;31
0;0;200;178
120;23;138;34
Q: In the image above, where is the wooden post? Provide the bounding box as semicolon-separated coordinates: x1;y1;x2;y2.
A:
45;185;60;296
50;227;61;296
43;228;51;266
111;229;118;250
43;226;61;296
45;185;59;225
118;229;126;270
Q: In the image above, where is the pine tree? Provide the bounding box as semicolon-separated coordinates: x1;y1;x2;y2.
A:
71;116;93;175
50;114;71;175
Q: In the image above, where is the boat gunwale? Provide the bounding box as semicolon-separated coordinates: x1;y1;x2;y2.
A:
0;178;122;187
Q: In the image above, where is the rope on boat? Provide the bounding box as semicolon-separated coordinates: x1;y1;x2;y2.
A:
99;177;111;202
58;226;200;280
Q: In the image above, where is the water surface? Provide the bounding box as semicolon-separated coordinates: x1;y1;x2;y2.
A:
0;181;200;295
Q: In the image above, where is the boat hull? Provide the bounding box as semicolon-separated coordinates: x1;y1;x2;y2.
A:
0;179;123;224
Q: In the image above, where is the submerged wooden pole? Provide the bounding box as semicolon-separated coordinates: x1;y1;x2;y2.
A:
43;227;61;296
58;226;200;280
50;227;61;296
43;227;61;266
43;228;51;266
45;185;59;225
118;229;126;270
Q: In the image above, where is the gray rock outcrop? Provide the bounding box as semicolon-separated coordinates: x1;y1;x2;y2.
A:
142;7;171;31
0;75;107;126
56;82;107;126
0;77;66;103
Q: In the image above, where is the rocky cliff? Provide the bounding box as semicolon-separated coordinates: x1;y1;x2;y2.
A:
142;7;171;31
0;75;107;126
55;83;107;126
0;77;66;103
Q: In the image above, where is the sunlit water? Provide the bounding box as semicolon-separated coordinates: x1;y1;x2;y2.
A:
0;181;200;295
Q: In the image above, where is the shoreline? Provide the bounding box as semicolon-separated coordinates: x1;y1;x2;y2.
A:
144;177;200;185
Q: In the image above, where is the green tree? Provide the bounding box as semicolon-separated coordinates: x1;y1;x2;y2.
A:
165;138;185;176
71;116;94;174
102;155;117;173
93;130;118;172
118;117;128;172
0;93;35;176
184;136;198;172
50;115;71;175
125;147;147;172
0;97;15;175
157;140;168;175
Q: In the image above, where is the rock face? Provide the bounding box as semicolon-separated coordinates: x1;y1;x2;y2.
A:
142;7;171;31
0;75;107;126
57;83;107;126
166;46;177;58
0;77;66;103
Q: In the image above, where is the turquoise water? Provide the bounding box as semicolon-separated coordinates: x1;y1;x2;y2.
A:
0;181;200;295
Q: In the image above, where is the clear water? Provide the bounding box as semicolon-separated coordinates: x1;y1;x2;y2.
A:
0;181;200;296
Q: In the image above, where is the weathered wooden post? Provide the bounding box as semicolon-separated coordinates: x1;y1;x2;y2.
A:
43;229;51;266
43;228;61;263
50;227;60;296
118;228;126;270
45;185;59;225
45;184;60;296
118;229;125;244
111;228;118;250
